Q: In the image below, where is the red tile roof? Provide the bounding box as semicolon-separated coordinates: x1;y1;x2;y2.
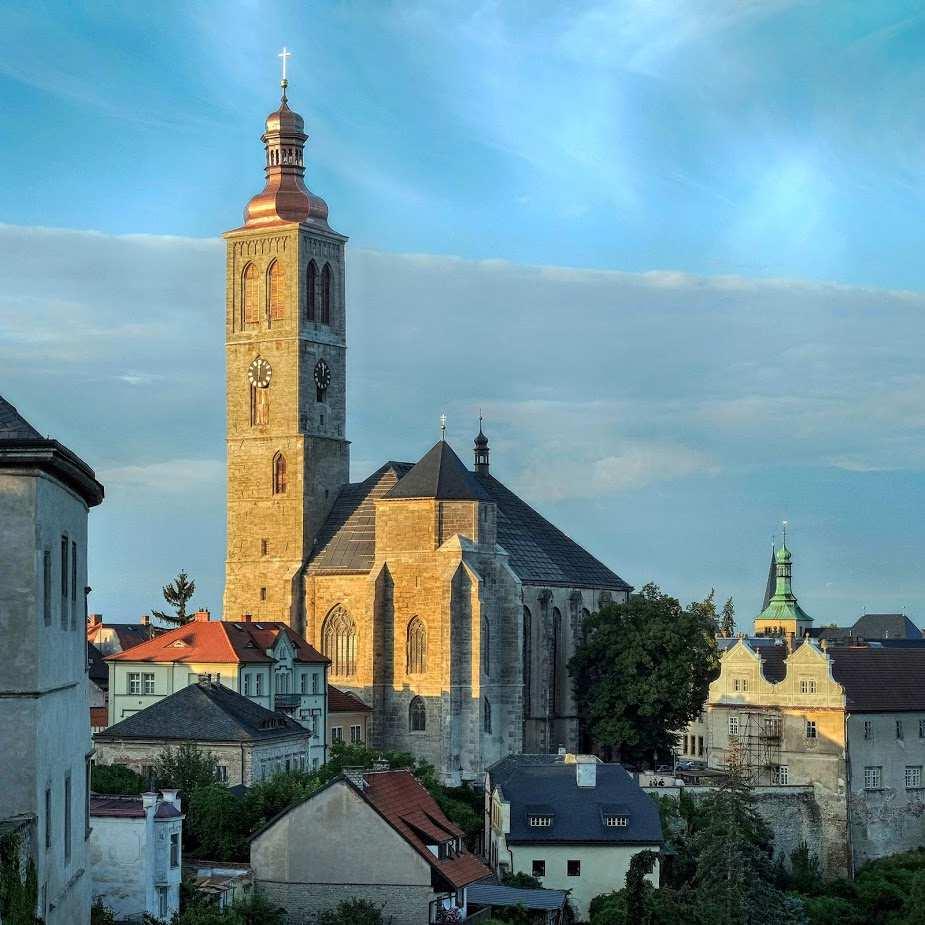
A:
106;619;327;666
328;685;372;714
358;770;489;891
90;796;146;818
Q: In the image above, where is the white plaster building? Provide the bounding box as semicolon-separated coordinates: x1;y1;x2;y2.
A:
0;394;104;925
105;614;329;767
89;790;183;922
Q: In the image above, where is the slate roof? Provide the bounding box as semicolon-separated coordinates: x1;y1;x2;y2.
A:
307;462;413;575
328;685;372;714
87;621;164;655
89;795;182;819
106;619;327;665
384;441;493;501
94;681;309;744
828;646;925;712
467;880;568;912
358;770;490;890
851;613;921;640
87;642;108;686
0;396;42;441
308;449;630;591
488;755;662;846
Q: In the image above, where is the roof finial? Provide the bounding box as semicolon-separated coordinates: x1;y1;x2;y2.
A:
440;412;447;440
278;46;292;99
782;519;788;548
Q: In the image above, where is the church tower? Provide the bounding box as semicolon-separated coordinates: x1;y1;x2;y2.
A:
223;64;349;627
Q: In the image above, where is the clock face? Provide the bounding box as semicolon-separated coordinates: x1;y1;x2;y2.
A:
248;357;272;389
314;359;332;391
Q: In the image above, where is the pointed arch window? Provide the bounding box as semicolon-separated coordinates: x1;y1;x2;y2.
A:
406;617;426;675
322;606;357;677
409;696;426;732
242;263;258;325
523;606;532;719
484;697;492;734
306;260;318;321
321;263;332;325
552;608;562;715
272;452;287;495
483;616;491;677
267;260;284;323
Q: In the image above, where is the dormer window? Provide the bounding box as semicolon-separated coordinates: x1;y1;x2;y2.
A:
169;640;188;648
604;815;629;827
528;815;554;827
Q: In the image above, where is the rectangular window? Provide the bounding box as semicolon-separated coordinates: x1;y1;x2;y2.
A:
897;720;904;740
567;859;581;877
331;726;343;742
64;772;72;864
312;673;319;695
531;860;546;878
920;718;925;739
170;832;180;868
45;787;51;848
244;674;252;696
300;673;307;694
71;541;77;629
256;675;264;696
799;678;816;694
260;587;267;601
216;765;228;783
142;673;155;695
772;766;789;785
158;887;168;919
43;550;52;625
805;720;817;739
728;715;739;737
864;766;882;790
260;538;268;556
733;678;748;692
128;672;141;695
905;766;922;789
681;735;688;755
528;815;553;827
350;725;362;743
60;536;68;627
864;720;873;740
604;815;629;827
698;736;704;757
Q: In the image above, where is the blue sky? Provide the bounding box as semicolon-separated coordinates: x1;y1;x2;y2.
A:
2;1;925;628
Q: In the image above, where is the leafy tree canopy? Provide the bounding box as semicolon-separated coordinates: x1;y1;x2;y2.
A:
317;898;384;925
570;583;719;765
153;743;220;797
91;763;145;795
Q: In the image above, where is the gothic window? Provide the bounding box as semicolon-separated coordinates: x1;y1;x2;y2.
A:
409;696;426;732
306;260;318;321
484;697;492;734
406;617;426;675
483;616;490;677
267;260;284;323
242;263;258;325
321;263;332;325
272;452;287;494
322;606;357;677
551;608;562;715
523;606;532;719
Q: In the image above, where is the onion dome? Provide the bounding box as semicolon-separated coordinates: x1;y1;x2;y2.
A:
776;543;792;563
474;418;490;474
242;80;330;229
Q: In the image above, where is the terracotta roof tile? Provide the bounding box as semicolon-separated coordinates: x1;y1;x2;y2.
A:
328;685;372;714
106;620;327;665
359;770;489;890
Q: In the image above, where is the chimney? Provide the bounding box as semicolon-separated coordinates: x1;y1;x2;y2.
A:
557;745;567;758
343;768;366;790
371;756;389;772
141;791;158;812
140;614;150;626
576;755;597;788
88;614;103;628
160;789;181;812
242;613;252;623
193;609;211;623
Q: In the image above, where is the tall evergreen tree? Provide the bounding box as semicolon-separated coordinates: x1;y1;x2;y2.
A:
152;569;197;626
720;597;736;637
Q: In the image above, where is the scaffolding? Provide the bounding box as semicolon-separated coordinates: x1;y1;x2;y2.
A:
727;709;783;785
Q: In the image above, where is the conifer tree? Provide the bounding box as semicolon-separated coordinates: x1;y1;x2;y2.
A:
152;569;196;626
721;597;736;637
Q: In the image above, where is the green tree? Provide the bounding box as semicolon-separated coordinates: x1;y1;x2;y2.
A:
789;841;821;895
91;898;118;925
91;763;146;795
501;871;543;890
153;743;220;796
569;584;718;765
187;784;256;860
720;597;736;637
152;570;197;626
317;898;384;925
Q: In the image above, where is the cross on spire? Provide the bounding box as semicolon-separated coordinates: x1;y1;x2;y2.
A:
440;413;447;440
278;46;293;90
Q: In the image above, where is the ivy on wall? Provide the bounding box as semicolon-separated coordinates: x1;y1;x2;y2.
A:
0;832;40;925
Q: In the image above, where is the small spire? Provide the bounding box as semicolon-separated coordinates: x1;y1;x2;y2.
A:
440;413;447;440
474;415;490;474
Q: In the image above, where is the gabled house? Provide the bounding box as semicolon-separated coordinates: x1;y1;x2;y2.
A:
250;768;490;924
328;684;372;746
105;614;329;765
94;679;315;786
87;613;163;656
485;753;662;920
